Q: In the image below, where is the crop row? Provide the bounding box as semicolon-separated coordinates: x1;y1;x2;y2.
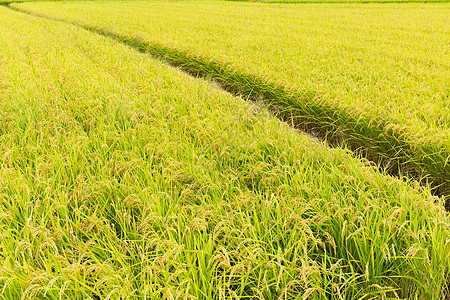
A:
1;6;449;299
11;1;450;206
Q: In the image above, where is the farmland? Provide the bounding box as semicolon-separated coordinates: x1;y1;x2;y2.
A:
1;0;450;299
11;1;450;203
258;0;448;3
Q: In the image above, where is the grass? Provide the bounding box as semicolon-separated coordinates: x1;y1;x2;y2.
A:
11;1;450;204
0;5;449;299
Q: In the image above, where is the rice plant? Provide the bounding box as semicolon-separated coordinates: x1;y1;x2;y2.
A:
0;5;449;300
11;1;449;204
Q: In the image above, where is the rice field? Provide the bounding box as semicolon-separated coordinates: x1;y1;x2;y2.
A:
11;1;450;202
257;0;448;3
1;1;450;299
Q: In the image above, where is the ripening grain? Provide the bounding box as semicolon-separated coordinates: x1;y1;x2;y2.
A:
13;1;450;195
0;5;449;300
